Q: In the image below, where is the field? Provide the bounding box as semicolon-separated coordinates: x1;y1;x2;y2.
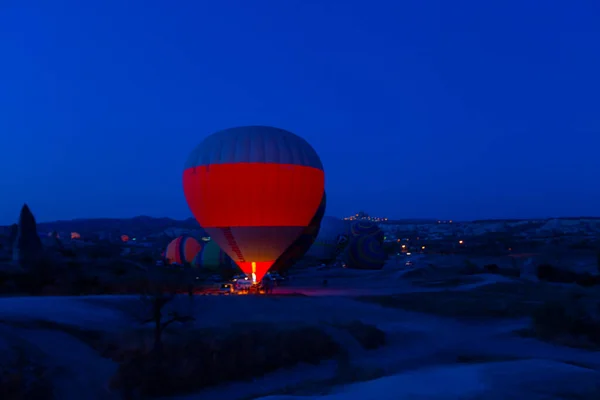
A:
1;255;600;399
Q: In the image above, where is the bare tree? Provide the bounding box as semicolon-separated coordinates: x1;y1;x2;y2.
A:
139;268;195;354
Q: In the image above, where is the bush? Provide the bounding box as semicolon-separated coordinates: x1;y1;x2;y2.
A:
460;260;482;275
108;324;341;397
537;264;600;287
484;264;500;273
575;273;600;288
530;298;600;349
483;264;520;278
497;267;521;278
336;321;386;350
536;264;578;283
0;347;54;399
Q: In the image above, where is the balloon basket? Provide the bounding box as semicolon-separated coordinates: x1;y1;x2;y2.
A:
249;284;266;295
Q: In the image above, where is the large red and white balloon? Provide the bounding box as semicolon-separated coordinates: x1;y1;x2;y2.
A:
182;126;325;282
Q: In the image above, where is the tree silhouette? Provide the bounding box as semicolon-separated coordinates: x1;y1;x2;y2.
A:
139;269;195;354
12;204;43;269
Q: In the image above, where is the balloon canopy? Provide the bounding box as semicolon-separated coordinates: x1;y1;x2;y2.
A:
191;239;234;271
182;126;325;282
271;191;327;273
165;235;202;265
349;220;384;243
305;216;350;261
344;234;388;270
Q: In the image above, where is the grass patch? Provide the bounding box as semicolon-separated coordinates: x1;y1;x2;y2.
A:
109;323;342;397
525;299;600;350
0;344;54;399
4;318;346;398
356;282;600;319
5;317;386;398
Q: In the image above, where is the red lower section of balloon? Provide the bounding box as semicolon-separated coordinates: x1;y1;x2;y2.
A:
182;163;325;228
204;226;306;282
236;261;273;283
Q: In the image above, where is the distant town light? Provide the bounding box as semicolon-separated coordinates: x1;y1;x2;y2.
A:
421;246;425;250
459;240;464;244
401;244;406;248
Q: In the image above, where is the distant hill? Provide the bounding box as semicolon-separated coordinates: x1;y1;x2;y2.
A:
383;219;439;225
1;216;204;238
472;217;600;224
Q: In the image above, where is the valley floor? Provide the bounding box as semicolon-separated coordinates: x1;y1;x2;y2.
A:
1;260;599;399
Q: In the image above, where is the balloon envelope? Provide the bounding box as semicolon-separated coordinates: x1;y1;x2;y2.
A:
349;220;384;243
183;126;325;282
165;235;202;265
305;216;351;261
344;234;388;270
191;240;234;271
271;191;326;273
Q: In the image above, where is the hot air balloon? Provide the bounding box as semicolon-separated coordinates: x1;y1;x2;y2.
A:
165;235;202;265
191;240;234;270
305;216;350;261
271;191;326;274
183;126;325;283
343;234;388;270
349;220;384;243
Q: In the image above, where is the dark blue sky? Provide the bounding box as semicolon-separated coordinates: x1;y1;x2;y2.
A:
1;0;599;224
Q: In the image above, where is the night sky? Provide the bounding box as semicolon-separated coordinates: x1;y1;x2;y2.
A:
1;0;599;224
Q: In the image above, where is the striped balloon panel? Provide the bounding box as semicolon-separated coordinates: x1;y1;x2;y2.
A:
184;126;324;170
165;236;202;265
349;221;384;243
192;240;233;271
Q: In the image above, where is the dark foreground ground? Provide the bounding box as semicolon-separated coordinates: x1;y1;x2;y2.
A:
2;260;600;399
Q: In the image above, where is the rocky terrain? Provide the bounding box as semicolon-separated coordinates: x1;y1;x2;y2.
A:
1;207;600;398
